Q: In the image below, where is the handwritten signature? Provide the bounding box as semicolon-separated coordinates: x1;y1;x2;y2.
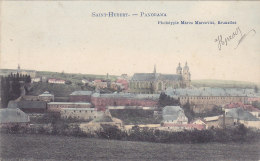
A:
214;27;256;51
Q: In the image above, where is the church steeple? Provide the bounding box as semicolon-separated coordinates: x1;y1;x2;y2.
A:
153;64;156;74
17;64;21;73
176;62;182;74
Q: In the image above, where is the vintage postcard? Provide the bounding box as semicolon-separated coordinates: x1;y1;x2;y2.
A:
0;1;260;160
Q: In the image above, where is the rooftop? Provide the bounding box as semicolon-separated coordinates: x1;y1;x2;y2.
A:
70;91;93;96
48;102;91;105
39;91;54;97
92;92;160;100
226;108;259;121
0;108;30;123
8;100;47;109
162;106;186;121
131;73;182;81
60;108;97;111
166;87;257;97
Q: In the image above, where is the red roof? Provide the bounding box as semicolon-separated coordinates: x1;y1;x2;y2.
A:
190;118;207;124
224;102;260;112
94;80;102;83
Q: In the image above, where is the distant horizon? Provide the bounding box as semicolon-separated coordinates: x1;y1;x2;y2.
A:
1;1;260;83
1;66;259;84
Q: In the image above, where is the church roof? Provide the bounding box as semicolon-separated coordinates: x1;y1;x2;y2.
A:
157;74;182;81
132;73;182;81
132;73;155;81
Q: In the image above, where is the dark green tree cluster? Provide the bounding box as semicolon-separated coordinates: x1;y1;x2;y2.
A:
182;102;195;122
159;92;180;108
0;73;31;108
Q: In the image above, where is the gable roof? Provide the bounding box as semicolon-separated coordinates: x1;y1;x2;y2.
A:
157;74;182;81
226;108;259;121
190;118;207;124
39;91;54;97
131;73;183;82
70;91;93;96
132;73;155;81
0;108;30;123
166;87;256;97
162;106;186;121
8;101;47;109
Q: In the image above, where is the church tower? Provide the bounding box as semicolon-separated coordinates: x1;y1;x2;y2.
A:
182;62;191;87
176;62;182;75
17;64;21;73
153;64;156;74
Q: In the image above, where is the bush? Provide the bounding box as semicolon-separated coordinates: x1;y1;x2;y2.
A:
96;124;127;140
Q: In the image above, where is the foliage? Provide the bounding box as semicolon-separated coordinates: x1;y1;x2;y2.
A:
96;124;127;140
159;92;180;108
195;105;224;118
110;109;162;125
0;73;31;107
252;101;260;110
182;102;195;122
126;125;259;143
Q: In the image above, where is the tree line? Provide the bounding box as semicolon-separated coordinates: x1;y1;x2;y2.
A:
0;73;31;108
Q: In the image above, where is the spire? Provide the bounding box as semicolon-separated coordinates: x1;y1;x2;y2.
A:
153;64;156;74
17;64;21;73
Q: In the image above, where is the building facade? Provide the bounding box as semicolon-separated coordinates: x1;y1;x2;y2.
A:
129;62;191;94
60;108;105;120
48;78;66;84
166;88;255;113
38;91;54;102
69;91;93;102
47;102;91;112
91;93;159;109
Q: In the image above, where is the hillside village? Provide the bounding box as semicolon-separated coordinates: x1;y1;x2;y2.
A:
1;65;260;137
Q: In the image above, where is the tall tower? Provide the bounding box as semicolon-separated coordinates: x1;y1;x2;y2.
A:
153;64;156;74
176;62;182;75
17;64;21;73
182;62;191;87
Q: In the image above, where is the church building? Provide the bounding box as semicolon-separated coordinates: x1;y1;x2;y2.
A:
129;62;191;94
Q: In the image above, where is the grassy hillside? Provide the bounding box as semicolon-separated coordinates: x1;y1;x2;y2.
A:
192;79;259;89
28;82;92;97
36;71;118;83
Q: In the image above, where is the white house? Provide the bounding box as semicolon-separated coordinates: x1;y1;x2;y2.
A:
162;106;188;124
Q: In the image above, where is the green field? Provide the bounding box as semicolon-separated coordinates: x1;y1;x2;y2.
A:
0;133;259;160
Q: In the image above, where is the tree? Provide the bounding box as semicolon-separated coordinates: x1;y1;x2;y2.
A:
1;77;10;108
254;86;259;93
0;74;25;108
159;92;180;108
182;102;195;122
